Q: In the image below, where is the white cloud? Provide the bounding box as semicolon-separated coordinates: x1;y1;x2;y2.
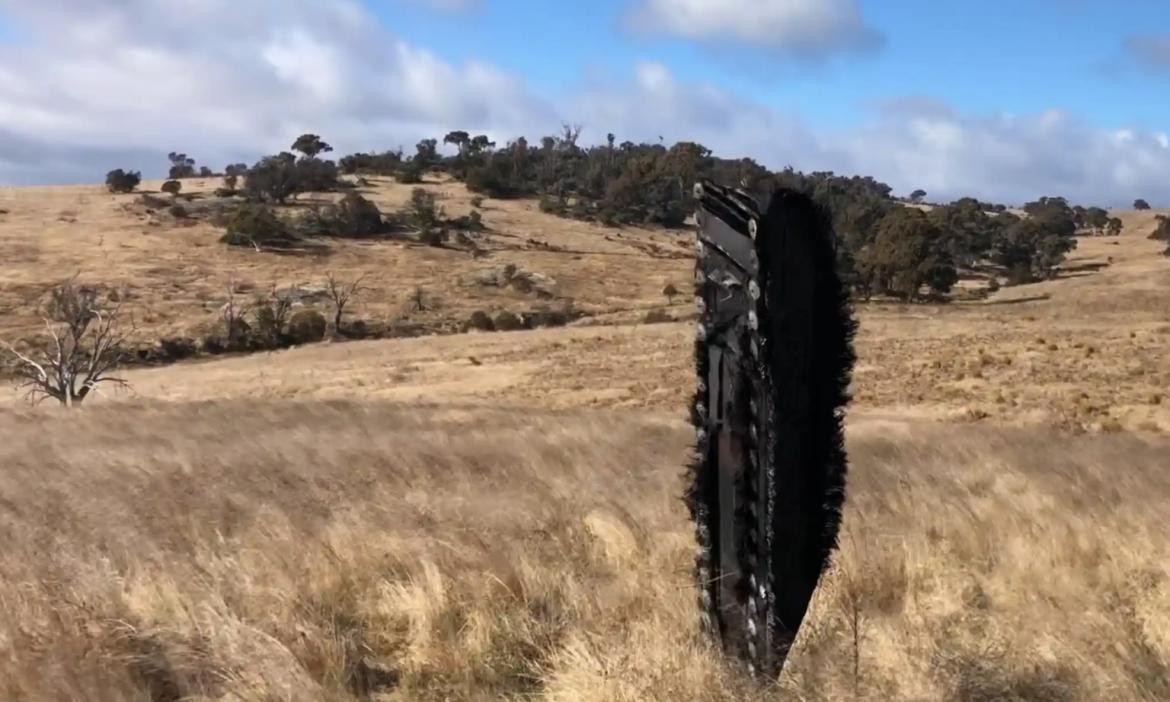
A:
624;0;883;57
398;0;479;11
0;2;1165;207
0;0;551;183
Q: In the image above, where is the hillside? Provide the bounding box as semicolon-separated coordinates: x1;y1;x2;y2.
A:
1;181;1169;699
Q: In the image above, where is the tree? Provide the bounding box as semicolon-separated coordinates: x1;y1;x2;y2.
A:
161;179;182;197
408;187;440;232
909;189;927;204
291;133;333;159
1083;207;1109;235
167;152;197;179
992;216;1076;282
199;166;214;178
245;155;300;203
325;273;367;334
105;169;141;194
443;130;471;158
1024;196;1077;238
1134;199;1151;210
1;276;132;406
1107;217;1123;236
415;139;439;167
856;207;955;300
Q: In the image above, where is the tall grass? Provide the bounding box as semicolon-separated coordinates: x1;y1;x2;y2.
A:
0;402;1166;700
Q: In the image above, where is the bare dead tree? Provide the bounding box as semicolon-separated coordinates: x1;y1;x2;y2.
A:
220;275;254;349
325;273;367;334
0;276;133;407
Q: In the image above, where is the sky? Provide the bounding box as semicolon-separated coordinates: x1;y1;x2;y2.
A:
0;0;1167;206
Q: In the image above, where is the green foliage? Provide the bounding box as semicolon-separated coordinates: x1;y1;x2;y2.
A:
219;204;301;249
1150;215;1170;242
167;152;196;179
909;189;927;203
856;207;956;300
104;169;141;194
408;188;439;232
395;160;424;184
291;133;333;159
339;150;403;175
991;215;1076;282
1023;196;1077;238
300;192;387;239
244;154;299;203
161;180;182;197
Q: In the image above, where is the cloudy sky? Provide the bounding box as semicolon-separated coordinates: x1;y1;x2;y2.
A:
0;0;1167;206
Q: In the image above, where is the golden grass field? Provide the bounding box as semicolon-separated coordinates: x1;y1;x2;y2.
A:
1;178;1169;700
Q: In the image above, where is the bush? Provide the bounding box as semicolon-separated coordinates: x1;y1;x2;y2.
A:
244;154;299;203
161;180;182;197
335;192;386;237
470;196;485;208
219;204;301;249
295;157;341;192
169;204;188;218
1134;199;1151;210
408;188;439;231
395;161;424;184
644;309;672;324
158;337;198;360
105;169;142;194
493;310;525;331
287;309;327;344
467;310;495;331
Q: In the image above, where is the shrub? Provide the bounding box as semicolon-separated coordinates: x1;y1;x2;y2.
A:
244;154;299;203
408;188;439;231
169;204;188;218
644;309;672;324
158;336;198;360
493;310;525;331
395;161;424;184
219;204;301;249
334;192;386;237
161;180;182;197
295;157;341;192
1134;199;1151;210
470;196;485;208
467;310;495;331
287;309;327;344
105;169;142;194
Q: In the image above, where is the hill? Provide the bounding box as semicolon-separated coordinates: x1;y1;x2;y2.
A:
0;179;1169;699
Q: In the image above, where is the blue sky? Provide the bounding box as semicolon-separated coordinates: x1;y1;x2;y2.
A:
0;0;1167;205
373;0;1170;130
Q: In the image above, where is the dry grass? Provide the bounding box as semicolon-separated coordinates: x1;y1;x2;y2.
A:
0;402;1167;700
3;182;1170;699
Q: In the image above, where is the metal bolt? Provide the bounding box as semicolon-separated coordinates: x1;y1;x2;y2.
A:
695;402;706;420
694;268;705;284
696;322;707;341
693;183;704;199
695;296;706;314
748;280;760;300
696;428;707;444
748;218;758;239
748;311;758;330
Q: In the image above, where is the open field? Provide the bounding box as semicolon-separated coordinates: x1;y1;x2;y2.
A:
1;181;1169;699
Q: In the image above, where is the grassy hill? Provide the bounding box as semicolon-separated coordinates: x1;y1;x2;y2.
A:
1;179;1169;699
